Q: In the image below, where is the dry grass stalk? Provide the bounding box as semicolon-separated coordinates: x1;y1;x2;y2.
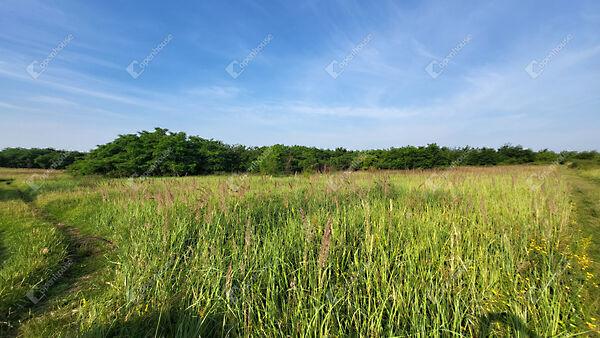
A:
318;218;333;269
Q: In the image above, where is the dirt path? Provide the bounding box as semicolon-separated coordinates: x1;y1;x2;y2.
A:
2;187;112;337
564;170;600;332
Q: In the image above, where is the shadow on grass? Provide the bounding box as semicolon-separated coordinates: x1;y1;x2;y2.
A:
80;309;542;337
0;260;70;337
0;236;107;337
0;186;21;202
478;312;540;337
0;187;110;337
0;185;36;203
0;243;4;269
83;307;231;338
0;230;6;268
0;184;38;282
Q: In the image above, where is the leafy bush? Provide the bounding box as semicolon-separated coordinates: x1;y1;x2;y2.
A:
3;128;597;176
0;148;84;169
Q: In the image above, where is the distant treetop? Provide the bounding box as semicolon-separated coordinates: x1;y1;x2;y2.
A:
1;128;598;177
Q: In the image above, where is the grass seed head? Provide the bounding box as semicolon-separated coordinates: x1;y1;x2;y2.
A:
318;218;333;269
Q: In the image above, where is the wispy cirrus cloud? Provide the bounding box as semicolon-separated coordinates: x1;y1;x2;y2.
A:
0;0;598;151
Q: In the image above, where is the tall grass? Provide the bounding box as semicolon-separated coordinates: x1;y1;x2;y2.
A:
22;166;590;336
0;173;68;335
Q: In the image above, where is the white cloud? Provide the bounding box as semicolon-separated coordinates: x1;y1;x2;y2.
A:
184;85;241;99
29;95;78;106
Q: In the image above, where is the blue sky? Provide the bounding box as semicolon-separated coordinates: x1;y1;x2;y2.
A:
0;0;599;151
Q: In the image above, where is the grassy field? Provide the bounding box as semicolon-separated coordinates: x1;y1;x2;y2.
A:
0;166;598;337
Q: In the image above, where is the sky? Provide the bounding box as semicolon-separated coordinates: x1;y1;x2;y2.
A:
0;0;599;151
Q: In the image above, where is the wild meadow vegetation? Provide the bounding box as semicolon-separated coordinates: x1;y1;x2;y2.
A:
1;164;598;337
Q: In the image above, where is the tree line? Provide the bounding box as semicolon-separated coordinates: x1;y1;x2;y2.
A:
1;128;598;176
0;147;85;169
